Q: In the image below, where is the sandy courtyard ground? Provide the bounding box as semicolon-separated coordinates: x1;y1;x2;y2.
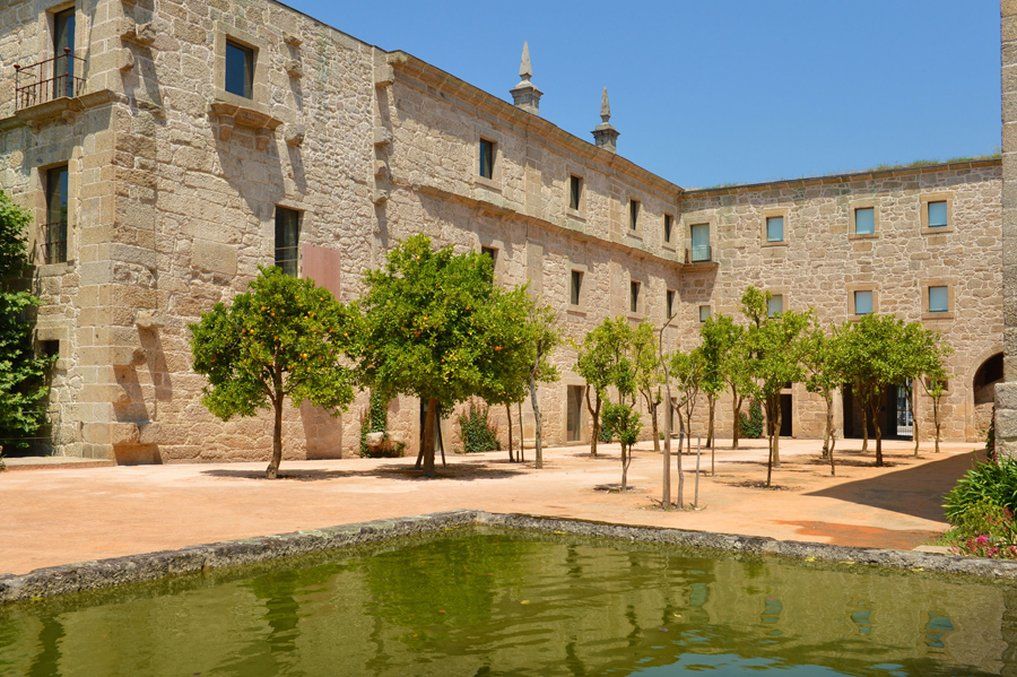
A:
0;437;984;575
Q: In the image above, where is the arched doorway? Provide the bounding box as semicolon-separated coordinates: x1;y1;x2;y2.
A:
973;352;1004;436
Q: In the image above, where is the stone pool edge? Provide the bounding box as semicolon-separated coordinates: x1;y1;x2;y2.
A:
4;510;1017;603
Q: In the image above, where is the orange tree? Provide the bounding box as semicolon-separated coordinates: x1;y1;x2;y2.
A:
354;235;531;476
190;267;357;479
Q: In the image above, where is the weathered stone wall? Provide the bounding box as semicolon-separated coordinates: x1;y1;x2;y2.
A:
0;0;1004;464
996;0;1017;455
681;163;1003;443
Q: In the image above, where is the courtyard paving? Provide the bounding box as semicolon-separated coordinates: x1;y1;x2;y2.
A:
0;437;983;575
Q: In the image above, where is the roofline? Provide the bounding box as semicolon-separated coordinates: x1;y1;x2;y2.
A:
386;51;685;198
684;158;1002;197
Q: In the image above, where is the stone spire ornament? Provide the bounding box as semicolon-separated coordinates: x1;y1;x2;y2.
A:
592;87;620;153
510;41;542;114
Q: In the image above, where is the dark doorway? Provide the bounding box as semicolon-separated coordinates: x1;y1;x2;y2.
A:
566;386;583;442
843;384;912;440
779;394;793;436
974;353;1004;405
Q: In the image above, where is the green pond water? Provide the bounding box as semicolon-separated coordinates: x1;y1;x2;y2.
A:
1;528;1015;676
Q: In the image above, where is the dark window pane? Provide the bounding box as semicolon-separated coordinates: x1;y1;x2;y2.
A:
479;139;494;179
570;270;582;306
666;289;675;318
630;281;640;313
854;207;875;235
225;40;254;98
44;165;68;264
629;200;639;230
928;201;948;228
53;8;76;99
569;175;582;210
664;214;673;243
274;207;300;276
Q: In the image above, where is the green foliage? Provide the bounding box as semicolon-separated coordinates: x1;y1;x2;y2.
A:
943;458;1017;523
576;317;636;402
359;389;389;457
940;500;1017;559
670;349;704;406
802;322;846;398
190;267;357;420
354;235;531;412
601;402;640;449
631;321;662;405
740;286;769;327
457;400;500;453
744;306;812;400
698;315;730;399
739;400;764;439
0;190;52;456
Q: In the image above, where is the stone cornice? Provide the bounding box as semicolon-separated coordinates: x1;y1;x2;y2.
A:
386;51;685;201
405;179;682;269
684;158;1002;198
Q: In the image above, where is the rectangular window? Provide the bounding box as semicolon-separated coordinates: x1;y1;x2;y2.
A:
479;139;495;179
225;39;255;99
699;305;712;322
928;285;949;313
666;289;676;318
690;223;711;262
630;280;641;313
767;294;783;317
629;200;640;231
927;200;948;228
664;214;673;243
570;270;583;306
854;207;875;235
766;215;784;243
480;247;497;279
569;175;582;210
44;165;69;264
853;290;873;315
274;207;300;276
52;8;76;99
38;339;60;358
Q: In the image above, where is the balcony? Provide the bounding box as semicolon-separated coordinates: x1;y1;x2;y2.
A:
14;50;85;111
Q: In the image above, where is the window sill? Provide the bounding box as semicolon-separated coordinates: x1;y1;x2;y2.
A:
37;261;73;276
848;233;878;241
662;243;676;252
473;175;502;192
210;93;283;131
565;208;586;222
566;306;587;317
624;231;642;242
762;241;787;248
626;312;645;321
922;311;955;321
922;226;954;235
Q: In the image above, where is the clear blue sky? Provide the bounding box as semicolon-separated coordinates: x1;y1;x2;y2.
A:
283;0;1001;188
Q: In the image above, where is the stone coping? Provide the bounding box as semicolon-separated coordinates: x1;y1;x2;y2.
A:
3;510;1016;604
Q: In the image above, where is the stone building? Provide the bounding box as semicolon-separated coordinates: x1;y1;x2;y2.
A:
0;0;1003;463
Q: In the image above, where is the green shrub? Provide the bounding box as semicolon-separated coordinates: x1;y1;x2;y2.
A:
601;402;640;448
739;400;764;439
359;390;389;457
940;500;1017;559
458;400;499;453
943;457;1017;523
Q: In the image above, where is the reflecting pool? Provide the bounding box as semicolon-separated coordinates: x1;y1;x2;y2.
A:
1;528;1014;675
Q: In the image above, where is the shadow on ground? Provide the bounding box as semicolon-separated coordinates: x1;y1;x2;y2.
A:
805;450;980;521
201;461;526;482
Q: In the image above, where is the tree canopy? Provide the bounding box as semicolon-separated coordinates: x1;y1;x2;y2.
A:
354;235;531;475
190;266;357;478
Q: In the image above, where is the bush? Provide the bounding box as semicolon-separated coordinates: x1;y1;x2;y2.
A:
943;457;1017;523
601;402;640;448
941;500;1017;559
739;400;764;439
458;400;499;453
359;390;389;457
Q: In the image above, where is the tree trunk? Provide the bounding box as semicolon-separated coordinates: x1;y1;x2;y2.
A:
506;402;514;462
517;401;525;463
707;396;716;450
911;386;919;457
620;444;629;491
933;397;942;453
861;393;870;453
829;425;837;477
585;386;599;457
676;419;685;509
266;393;284;479
870;399;884;467
772;399;781;469
662;391;672;510
530;374;544;469
649;398;660;453
821;391;833;459
731;390;742;450
765;399;775;488
421;397;438;477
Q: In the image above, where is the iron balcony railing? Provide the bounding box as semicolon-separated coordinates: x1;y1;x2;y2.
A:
39;223;67;265
688;244;712;263
14;50;85;111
